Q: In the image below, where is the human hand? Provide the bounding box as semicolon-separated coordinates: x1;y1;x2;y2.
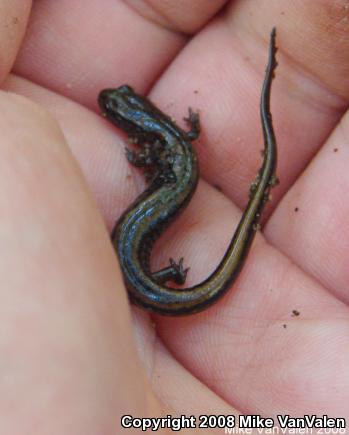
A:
1;1;349;433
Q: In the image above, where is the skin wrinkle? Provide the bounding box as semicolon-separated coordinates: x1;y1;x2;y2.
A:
125;0;183;33
125;0;228;33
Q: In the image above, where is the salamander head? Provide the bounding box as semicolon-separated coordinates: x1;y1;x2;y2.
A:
98;85;160;136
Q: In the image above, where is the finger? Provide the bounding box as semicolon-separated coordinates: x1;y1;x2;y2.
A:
0;92;159;431
149;0;349;211
132;309;239;432
3;74;131;230
14;0;226;109
0;0;30;82
267;108;349;304
157;192;349;416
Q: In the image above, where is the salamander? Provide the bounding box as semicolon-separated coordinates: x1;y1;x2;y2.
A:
98;28;278;315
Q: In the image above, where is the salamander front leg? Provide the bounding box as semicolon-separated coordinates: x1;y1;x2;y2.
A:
125;141;160;167
151;257;189;285
184;108;200;141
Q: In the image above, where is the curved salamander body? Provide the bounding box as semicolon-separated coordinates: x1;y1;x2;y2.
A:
98;29;278;315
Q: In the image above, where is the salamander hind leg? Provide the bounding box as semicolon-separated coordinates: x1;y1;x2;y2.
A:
151;257;189;285
184;108;200;141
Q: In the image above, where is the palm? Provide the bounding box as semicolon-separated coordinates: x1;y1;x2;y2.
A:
2;1;348;432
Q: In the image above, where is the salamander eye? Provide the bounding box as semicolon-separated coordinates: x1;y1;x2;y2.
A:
116;85;134;95
98;89;116;110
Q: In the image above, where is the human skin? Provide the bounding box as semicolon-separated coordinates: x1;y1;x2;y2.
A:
1;0;349;433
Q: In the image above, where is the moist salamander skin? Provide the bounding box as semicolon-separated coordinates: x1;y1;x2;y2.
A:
98;29;278;315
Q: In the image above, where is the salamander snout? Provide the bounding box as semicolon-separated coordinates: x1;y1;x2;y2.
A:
98;86;144;132
98;88;115;112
